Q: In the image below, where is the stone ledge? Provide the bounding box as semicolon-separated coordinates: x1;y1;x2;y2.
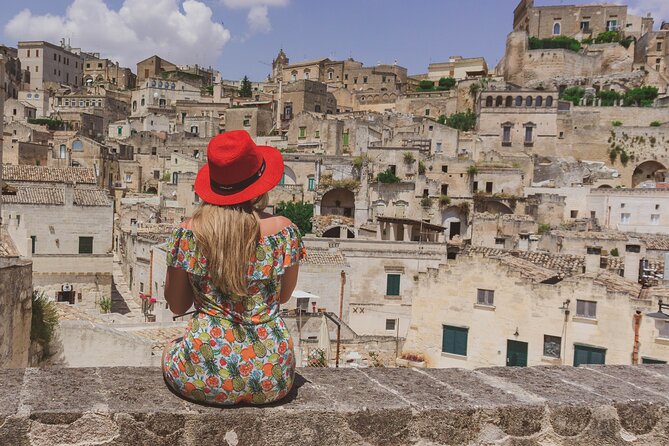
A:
1;365;669;445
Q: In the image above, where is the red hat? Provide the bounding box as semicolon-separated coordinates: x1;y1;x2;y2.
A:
194;130;284;206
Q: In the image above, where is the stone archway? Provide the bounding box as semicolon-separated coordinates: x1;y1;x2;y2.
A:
478;200;513;215
442;205;468;240
320;188;355;218
632;161;667;187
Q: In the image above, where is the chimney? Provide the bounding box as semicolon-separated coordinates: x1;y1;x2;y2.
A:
623;244;641;283
663;252;669;286
63;183;74;207
584;246;601;273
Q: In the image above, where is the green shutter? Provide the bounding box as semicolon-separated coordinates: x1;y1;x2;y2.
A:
78;237;93;254
308;177;315;191
442;326;468;356
342;131;349;146
642;357;667;364
386;274;400;296
574;345;606;366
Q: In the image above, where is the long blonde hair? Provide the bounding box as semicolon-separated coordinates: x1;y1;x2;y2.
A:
191;193;269;296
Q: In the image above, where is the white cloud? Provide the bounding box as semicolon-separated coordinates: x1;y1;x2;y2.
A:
247;6;271;33
221;0;288;35
630;0;669;23
4;0;231;67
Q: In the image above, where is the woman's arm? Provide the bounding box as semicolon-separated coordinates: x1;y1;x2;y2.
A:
165;266;195;314
278;265;300;304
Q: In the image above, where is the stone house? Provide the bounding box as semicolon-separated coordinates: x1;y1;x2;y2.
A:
225;106;273;137
1;166;113;310
426;56;488;81
4;98;36;122
587;188;669;233
403;251;669;368
279;80;336;130
83;55;136;90
130;78;202;117
52;88;131;132
136;56;177;84
17;40;84;90
513;0;649;41
17;90;49;118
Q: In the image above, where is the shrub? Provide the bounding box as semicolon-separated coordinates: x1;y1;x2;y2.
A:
420;196;433;208
437;77;456;90
403;152;415;163
418;161;426;175
597;90;622;106
418;80;435;91
609;148;618;163
593;31;634;48
466;165;479;175
610;248;619;257
611;120;623;127
537;223;550;235
161;171;171;182
529;36;581;52
624;86;658;107
444;109;476;131
437;114;446;125
650;121;662;127
275;201;314;235
97;296;113;313
351;154;369;170
619;150;630;166
28;118;67;131
560;87;585;105
31;291;59;344
377;169;401;184
438;195;451;207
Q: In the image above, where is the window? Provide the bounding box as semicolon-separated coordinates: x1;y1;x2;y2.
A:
344;74;348;80
659;322;669;339
304;70;310;80
314;130;320;138
656;204;661;210
363;76;368;83
151;147;157;156
570;210;578;218
620;213;630;225
543;335;561;358
651;214;660;225
476;289;494;306
27;50;30;57
342;130;349;146
59;144;66;159
298;127;306;139
573;344;606;366
657;42;663;52
327;71;333;80
441;184;448;195
576;299;596;318
385;319;396;331
546;96;553;107
314;104;321;113
626;244;640;253
642;357;667;364
140;282;144;293
524;126;533;144
386;274;400;296
125;173;132;183
580;21;590;32
190;126;199;135
153;170;160;180
442;325;468;356
502;126;511;145
586;246;601;255
307;176;315;191
485;182;493;193
435;142;442;152
243;119;250;127
515;96;522;106
535;96;543;107
606;19;617;31
495;237;506;247
525;96;533;107
472;181;478;192
78;237;94;254
31;236;37;255
485;96;493;107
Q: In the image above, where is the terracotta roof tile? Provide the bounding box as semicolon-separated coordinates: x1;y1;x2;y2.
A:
464;246;584;276
2;165;97;184
1;186;111;206
74;189;112;206
302;248;347;266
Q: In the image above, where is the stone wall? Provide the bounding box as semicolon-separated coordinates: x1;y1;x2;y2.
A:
2;365;669;445
0;260;32;368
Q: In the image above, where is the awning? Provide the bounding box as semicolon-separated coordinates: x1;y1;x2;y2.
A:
292;290;320;299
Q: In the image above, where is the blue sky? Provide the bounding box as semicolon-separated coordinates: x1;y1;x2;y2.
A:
1;0;667;81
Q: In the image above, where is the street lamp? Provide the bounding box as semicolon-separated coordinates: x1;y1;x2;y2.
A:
646;299;669;320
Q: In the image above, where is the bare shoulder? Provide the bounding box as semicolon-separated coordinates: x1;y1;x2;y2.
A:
257;213;293;236
179;218;193;230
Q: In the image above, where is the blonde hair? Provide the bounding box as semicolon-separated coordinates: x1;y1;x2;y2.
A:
191;193;269;296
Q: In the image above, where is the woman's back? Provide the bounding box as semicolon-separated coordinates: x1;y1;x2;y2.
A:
163;215;306;405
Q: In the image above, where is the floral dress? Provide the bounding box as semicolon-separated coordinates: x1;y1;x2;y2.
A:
162;223;306;405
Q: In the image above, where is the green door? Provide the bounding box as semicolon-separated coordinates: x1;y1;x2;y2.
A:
573;345;606;366
506;340;528;367
642;357;667;364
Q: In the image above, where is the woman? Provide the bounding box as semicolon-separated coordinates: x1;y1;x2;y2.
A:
162;130;305;405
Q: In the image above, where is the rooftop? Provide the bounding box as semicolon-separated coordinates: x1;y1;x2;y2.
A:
2;365;669;445
1;186;112;206
2;165;97;185
301;248;347;266
465;246;585;277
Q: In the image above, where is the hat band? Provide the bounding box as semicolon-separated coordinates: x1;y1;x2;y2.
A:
210;160;266;195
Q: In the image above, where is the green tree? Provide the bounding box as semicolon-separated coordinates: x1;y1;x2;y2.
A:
275;201;313;235
437;77;456;90
560;87;585;105
596;90;621;106
239;75;253;98
376;169;401;184
624;86;658;107
418;80;435;91
444;110;476;131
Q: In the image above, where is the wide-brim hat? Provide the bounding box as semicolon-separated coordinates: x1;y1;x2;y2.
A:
194;130;284;206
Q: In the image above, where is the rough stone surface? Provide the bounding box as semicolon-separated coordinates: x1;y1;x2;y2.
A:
1;365;669;445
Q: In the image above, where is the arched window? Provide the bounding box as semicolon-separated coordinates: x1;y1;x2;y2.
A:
546;96;554;107
72;140;84;152
553;22;561;35
535;96;543;107
485;96;493;107
496;96;504;107
291;71;297;82
140;98;145;106
525;96;533;107
505;96;513;107
304;69;310;80
515;96;522;106
132;101;137;111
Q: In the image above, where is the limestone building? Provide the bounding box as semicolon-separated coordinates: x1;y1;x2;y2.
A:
403;251;669;368
83;54;136;90
1;166;113;309
17;41;84;90
426;56;488;81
